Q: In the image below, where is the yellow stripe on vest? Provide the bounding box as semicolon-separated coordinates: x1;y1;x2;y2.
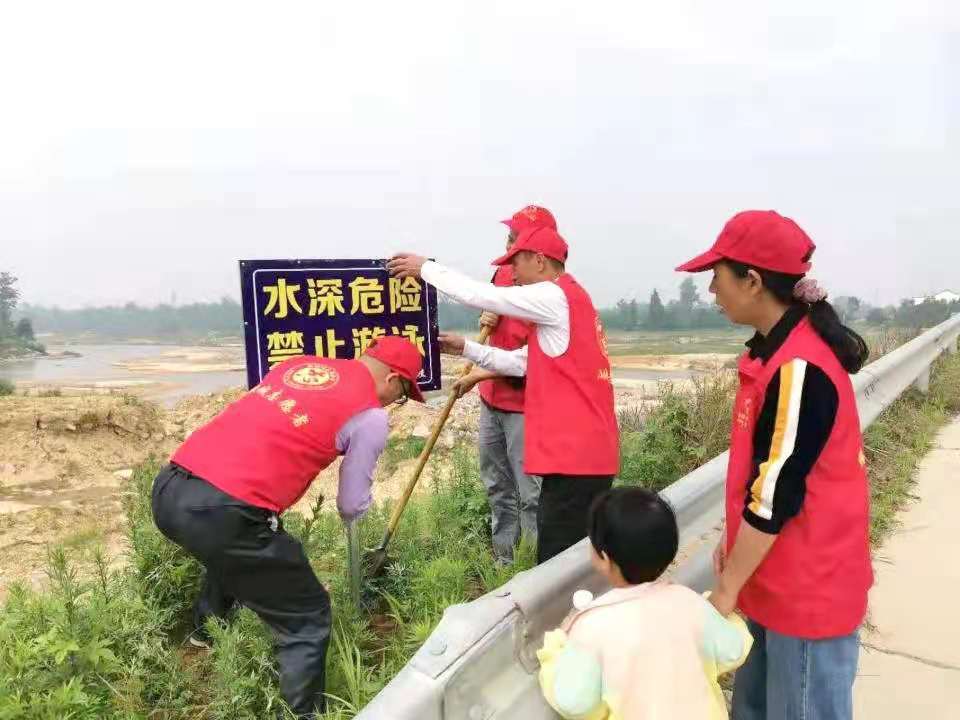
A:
748;359;807;520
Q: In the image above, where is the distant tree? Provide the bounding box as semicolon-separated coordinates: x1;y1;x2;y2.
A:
833;296;863;323
895;298;959;328
866;307;887;325
679;277;700;309
15;317;34;341
615;298;640;330
0;272;19;335
693;304;731;329
647;289;667;329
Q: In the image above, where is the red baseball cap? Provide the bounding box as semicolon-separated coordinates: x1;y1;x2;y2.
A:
492;226;569;266
676;210;816;275
364;336;425;403
501;205;558;234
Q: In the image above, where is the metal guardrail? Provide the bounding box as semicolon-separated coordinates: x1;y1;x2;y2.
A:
357;314;960;720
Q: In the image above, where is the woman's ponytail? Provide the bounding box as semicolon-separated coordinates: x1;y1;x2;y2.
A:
806;298;869;373
725;262;870;374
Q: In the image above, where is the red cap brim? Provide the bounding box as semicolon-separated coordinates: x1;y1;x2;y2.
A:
675;249;723;273
491;245;520;266
500;218;516;231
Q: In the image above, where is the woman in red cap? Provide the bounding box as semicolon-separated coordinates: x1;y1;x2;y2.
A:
677;210;871;720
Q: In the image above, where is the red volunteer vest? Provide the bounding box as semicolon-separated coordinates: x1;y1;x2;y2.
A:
478;265;532;413
524;274;620;476
172;356;381;512
726;318;872;638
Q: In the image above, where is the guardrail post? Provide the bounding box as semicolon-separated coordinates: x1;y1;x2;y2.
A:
913;366;931;394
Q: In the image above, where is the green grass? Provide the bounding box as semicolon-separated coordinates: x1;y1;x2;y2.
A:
0;379;14;396
0;446;534;719
2;342;956;718
379;436;427;477
62;526;106;551
617;371;737;491
865;351;960;545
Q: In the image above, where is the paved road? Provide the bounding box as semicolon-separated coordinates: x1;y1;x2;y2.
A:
854;416;960;718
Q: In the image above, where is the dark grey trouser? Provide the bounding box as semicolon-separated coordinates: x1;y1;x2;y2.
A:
152;463;330;719
478;403;541;562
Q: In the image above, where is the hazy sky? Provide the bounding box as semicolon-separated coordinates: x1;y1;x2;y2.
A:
1;1;957;309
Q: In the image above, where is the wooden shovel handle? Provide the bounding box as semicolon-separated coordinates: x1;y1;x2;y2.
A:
383;324;493;537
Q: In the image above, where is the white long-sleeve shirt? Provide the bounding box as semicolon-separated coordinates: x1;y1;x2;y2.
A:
421;261;570;377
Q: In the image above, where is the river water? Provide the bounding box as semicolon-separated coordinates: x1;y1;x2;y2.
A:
1;344;701;407
0;344;245;406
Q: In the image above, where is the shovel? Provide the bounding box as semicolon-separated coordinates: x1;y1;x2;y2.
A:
362;325;493;580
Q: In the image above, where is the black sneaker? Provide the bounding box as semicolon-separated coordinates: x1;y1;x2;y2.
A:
187;627;212;650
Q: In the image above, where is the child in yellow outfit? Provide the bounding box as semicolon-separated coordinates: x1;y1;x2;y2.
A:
538;488;752;719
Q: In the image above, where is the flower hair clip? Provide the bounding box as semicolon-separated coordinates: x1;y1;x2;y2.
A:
793;277;828;303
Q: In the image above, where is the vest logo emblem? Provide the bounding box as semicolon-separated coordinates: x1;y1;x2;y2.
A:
595;315;609;357
736;396;753;430
283;363;340;390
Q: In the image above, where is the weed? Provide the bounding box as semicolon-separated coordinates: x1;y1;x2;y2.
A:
380;436;427;477
866;351;960;545
120;393;145;407
206;610;295;719
63;525;105;550
0;379;14;396
39;388;63;398
617;406;644;433
123;460;203;631
618;370;734;491
0;546;202;719
865;326;920;361
931;351;960;413
77;411;103;431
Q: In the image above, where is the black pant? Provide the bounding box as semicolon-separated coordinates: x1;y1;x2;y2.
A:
536;474;614;563
151;463;331;719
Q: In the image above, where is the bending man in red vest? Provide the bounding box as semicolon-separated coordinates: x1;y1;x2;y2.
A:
678;210;871;720
457;205;555;563
151;337;424;719
388;227;619;563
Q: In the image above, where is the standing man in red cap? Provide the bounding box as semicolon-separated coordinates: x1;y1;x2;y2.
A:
151;337;424;719
455;205;556;564
388;225;619;564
